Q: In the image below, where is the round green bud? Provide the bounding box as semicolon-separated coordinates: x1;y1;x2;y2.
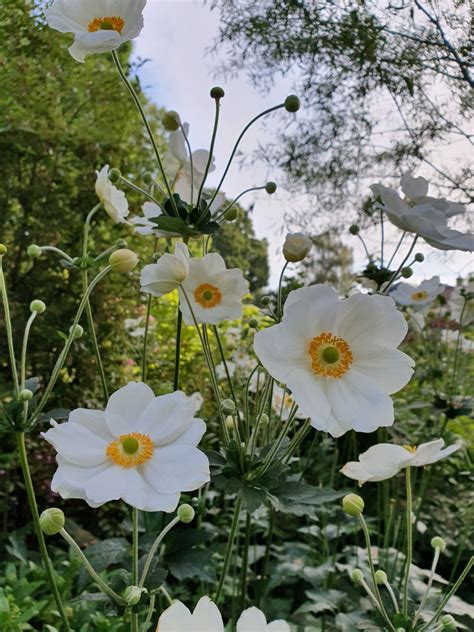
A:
0;244;7;256
162;111;181;132
69;324;84;340
265;181;277;194
115;238;128;248
259;413;269;427
349;224;360;236
39;508;65;536
261;296;271;307
123;585;145;606
283;233;313;263
440;614;457;630
225;415;235;431
224;207;239;221
414;253;425;263
342;493;365;516
18;388;34;402
221;399;236;414
375;570;387;585
27;244;42;258
401;267;413;278
431;536;446;552
109;249;139;273
248;318;259;329
177;504;195;524
284;95;301;113
210;86;225;100
108;168;121;184
142;172;153;186
30;300;46;314
351;568;364;584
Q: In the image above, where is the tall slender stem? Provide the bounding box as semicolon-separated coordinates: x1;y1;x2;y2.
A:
277;261;289;318
139;516;181;589
173;308;183;391
413;546;440;625
131;508;140;632
214;497;242;604
0;256;19;394
383;236;418;294
402;467;413;617
196;99;221;207
141;294;153;383
21;312;37;389
16;433;71;631
239;512;251;612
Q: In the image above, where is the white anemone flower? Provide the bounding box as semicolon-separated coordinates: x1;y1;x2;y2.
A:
371;175;473;252
140;242;190;297
254;285;414;438
236;607;290;632
95;165;129;223
390;276;443;311
157;596;224;632
449;281;474;325
42;383;210;511
340;438;460;485
45;0;147;63
179;254;249;325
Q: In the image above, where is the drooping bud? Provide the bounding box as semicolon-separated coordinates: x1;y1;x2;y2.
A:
351;569;364;584
265;182;277;194
123;585;146;606
342;493;365;516
283;233;312;263
349;224;360;236
177;504;195;524
109;249;138;273
30;300;46;314
108;168;121;184
431;536;446;552
39;508;65;536
0;244;7;256
284;95;300;113
401;267;413;278
414;253;424;262
440;614;457;630
18;389;34;402
27;244;42;258
221;399;236;415
375;570;388;585
69;324;84;340
162;111;181;131
210;86;225;100
224;207;239;221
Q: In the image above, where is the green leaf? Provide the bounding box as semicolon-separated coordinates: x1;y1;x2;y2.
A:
154;216;187;233
167;548;216;583
83;538;129;573
270;481;346;516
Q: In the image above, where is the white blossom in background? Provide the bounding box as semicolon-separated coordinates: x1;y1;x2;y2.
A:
340;438;460;485
45;0;147;63
371;174;473;251
254;285;414;437
215;361;236;381
42;383;210;511
448;281;474;325
95;166;129;223
236;607;290;632
390;276;443;311
140;242;190;297
179;253;249;325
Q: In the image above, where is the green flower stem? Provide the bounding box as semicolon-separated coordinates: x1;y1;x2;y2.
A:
212;325;241;417
420;556;473;631
159;585;173;605
214;496;242;604
179;122;195;205
32;266;112;424
402;467;413;617
38;246;74;263
196;99;220;209
215;186;267;223
143;593;156;631
20;312;37;389
413;545;440;626
358;513;395;631
139;515;181;589
256;509;275;606
359;577;387;615
131;508;140;632
239;511;252;612
383;578;400;614
386;232;406;268
59;527;126;606
256;409;299;477
119;175;161;205
16;433;71;630
277;261;289;319
0;255;19;394
172;308;182;390
380;210;385;267
112;51;178;215
142;294;154;383
383;235;418;295
282;419;312;463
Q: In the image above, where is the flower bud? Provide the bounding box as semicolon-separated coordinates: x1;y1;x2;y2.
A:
248;318;259;329
27;244;42;258
284;95;300;113
259;413;269;427
162;111;181;131
414;253;424;263
177;504;195;524
109;249;138;273
349;224;360;236
115;238;128;248
401;267;413;278
108;168;121;184
440;614;457;630
375;570;387;585
142;172;153;186
30;300;46;314
210;86;225;100
69;324;84;340
283;233;312;263
431;536;446;552
123;585;146;606
224;207;239;221
265;181;277;194
0;244;7;256
351;569;364;584
261;296;271;307
18;389;34;402
39;508;65;536
342;493;364;516
225;415;235;431
221;399;236;414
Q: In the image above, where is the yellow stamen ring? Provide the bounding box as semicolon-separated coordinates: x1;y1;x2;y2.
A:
308;332;353;378
411;290;429;301
194;283;222;308
106;432;154;468
88;16;125;34
403;445;417;454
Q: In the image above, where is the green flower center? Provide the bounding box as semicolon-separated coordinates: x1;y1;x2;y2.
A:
100;21;114;30
203;290;214;301
322;346;340;364
122;437;140;454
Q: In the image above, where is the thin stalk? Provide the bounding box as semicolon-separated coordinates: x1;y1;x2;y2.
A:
212;325;240;412
196;98;220;207
141;294;153;382
383;236;418;295
143;594;156;631
179;122;195;205
402;467;413;617
16;433;72;630
20;312;37;389
139;516;181;589
239;512;251;612
380;210;385;267
173;308;182;391
383;579;400;614
386;232;407;269
413;546;440;626
256;510;275;606
38;246;74;263
131;508;140;632
0;256;19;393
277;261;289;318
214;497;242;604
357;234;371;261
119;175;161;205
215;186;267;222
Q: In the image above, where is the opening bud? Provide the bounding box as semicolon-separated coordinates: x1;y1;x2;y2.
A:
342;493;365;516
225;415;235;431
40;508;65;536
69;324;84;340
30;300;46;314
123;585;146;606
414;253;424;262
210;86;225;100
142;172;153;186
177;504;195;524
349;224;360;236
18;389;34;402
109;249;139;273
440;614;457;630
351;569;364;585
224;207;239;221
265;182;277;194
221;399;236;414
374;570;387;585
431;536;446;552
284;95;301;113
162;111;181;132
283;233;313;263
0;244;7;256
108;168;121;184
401;267;413;278
27;244;42;258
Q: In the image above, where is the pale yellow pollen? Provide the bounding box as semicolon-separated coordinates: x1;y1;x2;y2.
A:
106;432;154;468
88;16;125;34
411;290;429;301
308;332;353;378
194;283;222;308
403;444;417;454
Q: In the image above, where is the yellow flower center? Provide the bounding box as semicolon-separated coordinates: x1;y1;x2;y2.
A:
411;290;429;301
403;444;417;454
194;283;222;308
88;16;125;34
308;332;353;378
106;433;154;468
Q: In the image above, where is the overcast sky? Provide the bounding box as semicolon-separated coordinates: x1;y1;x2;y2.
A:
133;0;473;287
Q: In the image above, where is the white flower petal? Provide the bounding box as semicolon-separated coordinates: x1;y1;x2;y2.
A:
137;391;196;445
105;382;155;437
141;445;210;493
50;456;111;503
157;600;193;632
42;423;108;466
236;607;268;631
192;596;224;631
68;409;114;442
